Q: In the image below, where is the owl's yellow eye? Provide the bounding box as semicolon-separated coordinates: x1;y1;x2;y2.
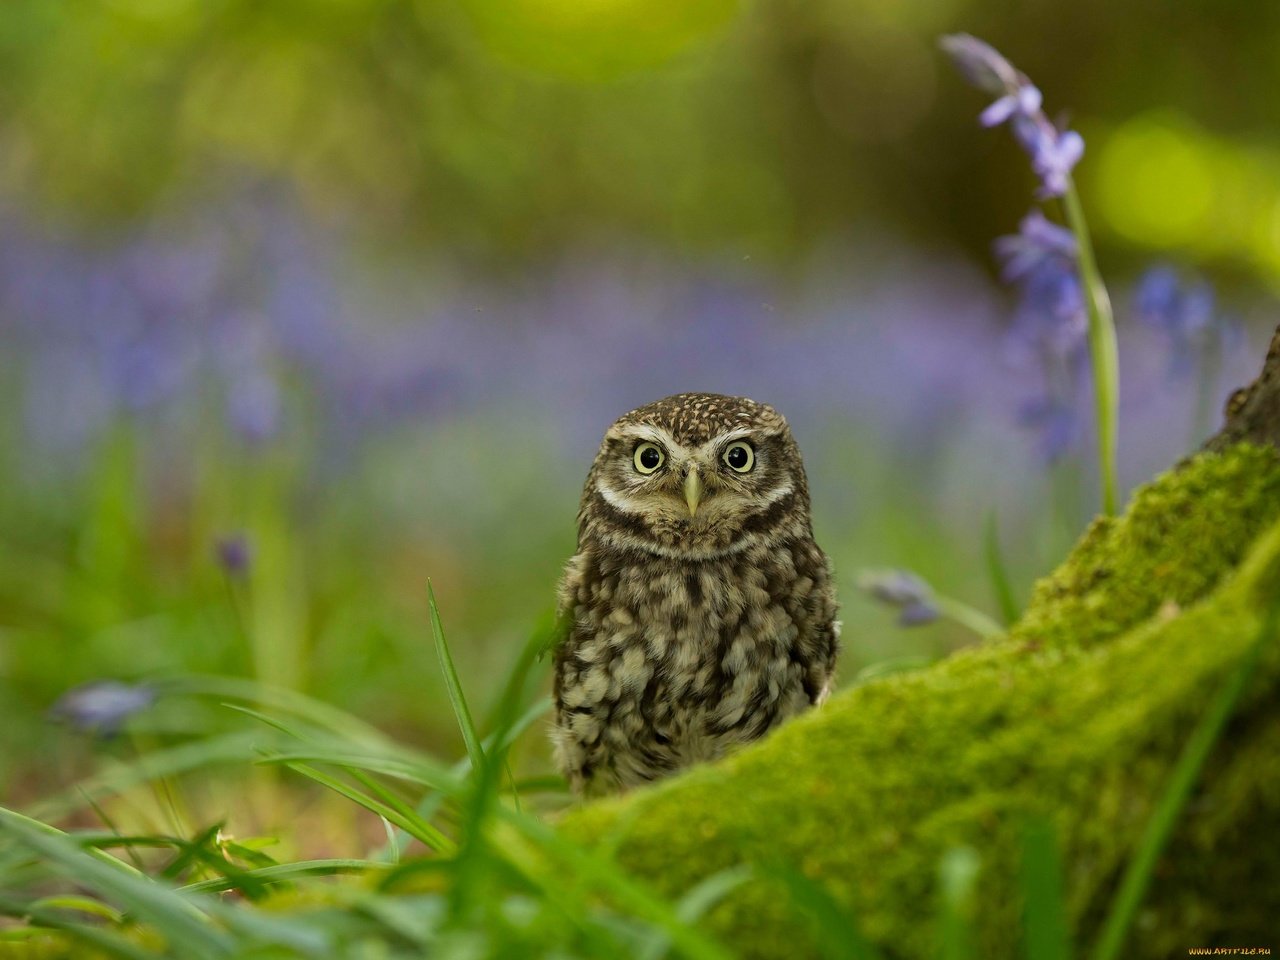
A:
723;441;754;473
633;442;665;474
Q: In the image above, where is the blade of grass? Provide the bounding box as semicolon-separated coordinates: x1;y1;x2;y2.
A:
31;731;266;820
985;512;1021;625
159;674;392;745
427;581;485;771
0;809;233;959
181;859;380;894
1021;818;1070;960
0;895;154;960
26;895;124;924
638;866;752;960
771;862;882;960
938;847;980;960
1090;596;1279;960
279;761;456;855
499;809;739;960
447;619;550;924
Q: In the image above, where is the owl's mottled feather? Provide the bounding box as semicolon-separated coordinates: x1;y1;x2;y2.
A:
553;393;839;795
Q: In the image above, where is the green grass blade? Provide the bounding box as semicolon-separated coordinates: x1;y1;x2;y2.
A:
937;846;980;960
0;808;233;959
1020;818;1070;960
501;810;738;960
181;859;380;894
280;762;457;854
1090;597;1279;960
0;895;153;960
162;674;393;745
427;581;485;770
772;862;881;960
985;511;1021;625
638;866;752;960
26;895;124;924
31;731;266;821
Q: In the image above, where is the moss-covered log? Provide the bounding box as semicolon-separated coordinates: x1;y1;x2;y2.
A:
560;328;1280;958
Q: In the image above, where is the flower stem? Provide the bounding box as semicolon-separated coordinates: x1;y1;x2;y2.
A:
933;595;1005;640
1061;179;1120;515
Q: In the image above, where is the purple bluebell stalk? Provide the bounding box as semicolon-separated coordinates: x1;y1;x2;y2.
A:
50;680;155;738
1134;265;1223;377
998;211;1089;462
944;32;1119;512
857;570;941;628
1134;264;1236;442
940;33;1084;200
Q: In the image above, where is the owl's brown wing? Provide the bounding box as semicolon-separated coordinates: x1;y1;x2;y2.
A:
790;542;841;704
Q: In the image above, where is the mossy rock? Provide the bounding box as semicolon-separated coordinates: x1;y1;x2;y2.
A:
559;441;1280;958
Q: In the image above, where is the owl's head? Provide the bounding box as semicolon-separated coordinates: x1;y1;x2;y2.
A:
579;393;812;558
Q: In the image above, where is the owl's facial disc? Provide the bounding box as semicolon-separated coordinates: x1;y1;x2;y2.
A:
591;424;796;555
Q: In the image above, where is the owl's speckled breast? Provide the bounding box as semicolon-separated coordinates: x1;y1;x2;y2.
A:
552;536;837;793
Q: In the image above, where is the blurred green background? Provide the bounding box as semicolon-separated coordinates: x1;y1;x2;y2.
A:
2;0;1278;832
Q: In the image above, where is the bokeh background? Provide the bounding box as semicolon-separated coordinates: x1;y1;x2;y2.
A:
2;0;1278;825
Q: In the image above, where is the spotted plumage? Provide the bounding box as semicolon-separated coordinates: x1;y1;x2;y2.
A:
552;393;839;795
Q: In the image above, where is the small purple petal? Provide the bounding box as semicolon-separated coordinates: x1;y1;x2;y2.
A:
979;95;1019;128
898;600;941;627
50;681;156;737
979;86;1043;128
858;569;936;610
1133;264;1230;381
215;534;252;576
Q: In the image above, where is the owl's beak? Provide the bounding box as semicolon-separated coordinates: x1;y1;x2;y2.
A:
683;468;704;518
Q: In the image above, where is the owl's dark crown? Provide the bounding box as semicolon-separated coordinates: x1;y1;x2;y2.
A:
614;393;784;445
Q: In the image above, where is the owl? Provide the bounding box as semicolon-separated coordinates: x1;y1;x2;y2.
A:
552;393;839;795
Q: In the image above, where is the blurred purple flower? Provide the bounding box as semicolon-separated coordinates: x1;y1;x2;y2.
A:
857;570;941;627
215;534;252;577
994;210;1077;283
1134;264;1231;378
50;680;155;737
941;33;1084;199
997;211;1089;462
1013;119;1085;200
1018;394;1080;464
981;86;1042;128
225;370;282;445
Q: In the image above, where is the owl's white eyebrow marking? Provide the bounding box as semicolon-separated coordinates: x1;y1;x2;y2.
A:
609;424;693;458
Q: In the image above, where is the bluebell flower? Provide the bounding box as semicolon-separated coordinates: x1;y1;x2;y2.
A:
1017;394;1080;464
996;211;1089;462
857;570;941;628
226;369;282;445
1134;263;1241;396
215;534;252;577
1013;118;1085;200
994;210;1077;283
50;680;155;737
981;85;1042;128
941;33;1085;199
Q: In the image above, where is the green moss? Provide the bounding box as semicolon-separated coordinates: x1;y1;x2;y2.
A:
560;445;1280;958
1012;444;1280;650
